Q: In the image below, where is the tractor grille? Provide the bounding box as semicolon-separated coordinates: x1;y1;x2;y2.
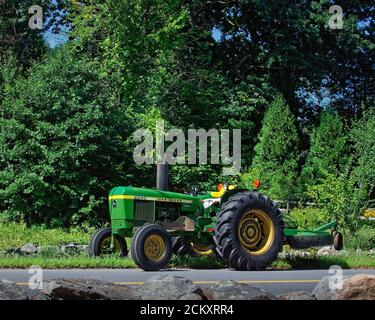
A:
134;200;155;221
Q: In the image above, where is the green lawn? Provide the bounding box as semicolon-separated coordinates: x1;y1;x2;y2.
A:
0;222;93;251
284;254;375;269
0;223;374;270
0;254;374;270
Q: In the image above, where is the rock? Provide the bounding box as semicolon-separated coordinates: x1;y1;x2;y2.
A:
317;246;336;256
0;280;31;300
61;243;88;255
20;243;38;255
312;272;353;300
278;291;316;300
281;250;314;260
134;276;204;300
179;293;203;300
203;281;277;300
312;275;342;300
4;248;21;256
277;251;288;259
42;278;140;300
37;246;64;258
333;274;375;300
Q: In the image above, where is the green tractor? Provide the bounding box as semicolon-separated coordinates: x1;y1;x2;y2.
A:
89;164;343;271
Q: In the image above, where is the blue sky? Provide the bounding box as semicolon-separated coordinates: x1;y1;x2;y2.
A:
45;28;222;48
43;30;67;48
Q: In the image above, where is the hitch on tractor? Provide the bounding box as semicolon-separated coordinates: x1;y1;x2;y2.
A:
89;164;342;271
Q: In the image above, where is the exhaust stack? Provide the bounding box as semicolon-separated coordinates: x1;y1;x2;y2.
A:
156;163;169;191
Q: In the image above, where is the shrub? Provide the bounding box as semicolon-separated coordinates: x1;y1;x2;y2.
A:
347;226;375;250
306;172;363;234
288;207;331;230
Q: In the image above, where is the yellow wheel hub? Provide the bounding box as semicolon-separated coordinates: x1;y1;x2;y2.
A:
144;234;166;262
191;243;215;257
238;209;274;256
100;237;121;255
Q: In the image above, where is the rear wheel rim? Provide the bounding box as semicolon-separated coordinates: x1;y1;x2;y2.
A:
144;234;166;262
191;243;215;257
238;209;274;256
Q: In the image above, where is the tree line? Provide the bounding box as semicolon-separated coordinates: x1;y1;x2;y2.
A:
0;1;373;234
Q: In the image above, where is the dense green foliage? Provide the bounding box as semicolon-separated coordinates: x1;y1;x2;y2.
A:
300;110;348;197
0;48;130;226
249;95;300;199
0;0;373;236
0;0;50;67
0;221;93;250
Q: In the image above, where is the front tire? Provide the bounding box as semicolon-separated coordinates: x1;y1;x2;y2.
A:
214;192;284;270
131;224;172;271
89;227;128;257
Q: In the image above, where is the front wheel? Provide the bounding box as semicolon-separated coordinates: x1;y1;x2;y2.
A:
214;192;284;270
88;227;128;257
131;224;172;271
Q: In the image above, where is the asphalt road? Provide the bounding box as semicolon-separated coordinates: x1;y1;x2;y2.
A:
2;268;375;296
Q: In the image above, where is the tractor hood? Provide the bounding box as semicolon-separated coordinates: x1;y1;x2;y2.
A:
109;186;204;204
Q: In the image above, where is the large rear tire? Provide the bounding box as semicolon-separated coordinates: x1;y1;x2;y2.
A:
89;227;128;257
131;224;172;271
214;192;284;270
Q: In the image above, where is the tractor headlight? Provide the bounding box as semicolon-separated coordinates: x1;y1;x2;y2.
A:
201;198;220;209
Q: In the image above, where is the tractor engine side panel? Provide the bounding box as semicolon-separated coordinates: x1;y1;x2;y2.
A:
109;197;135;230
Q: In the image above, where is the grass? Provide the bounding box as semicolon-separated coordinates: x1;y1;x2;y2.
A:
0;255;225;269
0;255;136;269
0;222;374;270
285;254;375;269
0;222;92;251
0;253;374;269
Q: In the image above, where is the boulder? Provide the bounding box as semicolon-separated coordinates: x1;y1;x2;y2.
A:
20;243;38;255
333;274;375;300
203;281;277;300
312;275;343;300
317;246;336;256
134;275;204;300
0;280;31;300
314;273;375;300
42;278;140;300
278;291;316;300
61;243;88;255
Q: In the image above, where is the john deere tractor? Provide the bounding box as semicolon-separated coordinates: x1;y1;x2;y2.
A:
89;164;343;271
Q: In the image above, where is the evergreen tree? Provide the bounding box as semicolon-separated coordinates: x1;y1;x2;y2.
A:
250;95;300;200
300;110;348;195
350;107;375;205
